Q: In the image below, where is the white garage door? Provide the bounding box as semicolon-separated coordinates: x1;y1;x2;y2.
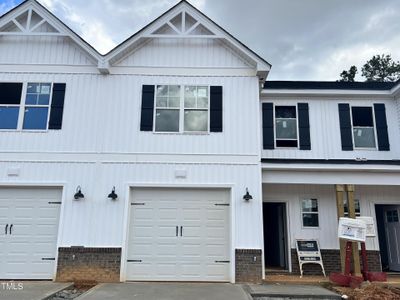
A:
0;187;62;279
126;188;230;281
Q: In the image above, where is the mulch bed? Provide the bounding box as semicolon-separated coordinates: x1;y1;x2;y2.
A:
331;282;400;300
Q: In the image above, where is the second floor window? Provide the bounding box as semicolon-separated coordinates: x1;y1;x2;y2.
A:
155;85;209;133
0;82;54;131
23;83;52;130
351;107;376;149
275;106;298;148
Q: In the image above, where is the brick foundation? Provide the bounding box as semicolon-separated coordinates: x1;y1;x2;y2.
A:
290;249;381;275
56;247;121;283
235;249;262;283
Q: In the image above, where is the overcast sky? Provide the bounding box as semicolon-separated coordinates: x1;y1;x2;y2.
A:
1;0;399;80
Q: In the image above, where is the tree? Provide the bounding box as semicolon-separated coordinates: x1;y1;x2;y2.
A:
361;54;400;82
339;66;357;82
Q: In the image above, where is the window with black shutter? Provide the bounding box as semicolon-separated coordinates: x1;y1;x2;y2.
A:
140;84;222;133
0;82;66;131
0;83;23;130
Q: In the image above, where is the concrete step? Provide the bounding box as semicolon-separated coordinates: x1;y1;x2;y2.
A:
244;284;341;300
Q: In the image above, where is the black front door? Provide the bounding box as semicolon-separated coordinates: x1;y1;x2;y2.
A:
263;202;287;269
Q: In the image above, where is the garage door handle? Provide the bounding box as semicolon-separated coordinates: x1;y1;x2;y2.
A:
176;226;179;237
180;226;183;237
5;224;8;235
9;224;13;235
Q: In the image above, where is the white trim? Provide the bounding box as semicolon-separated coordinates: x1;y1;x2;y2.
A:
0;32;66;36
300;198;320;229
109;67;256;77
120;183;235;283
262;197;293;273
104;2;270;73
262;169;400;185
0;1;101;65
0;65;99;74
350;105;378;150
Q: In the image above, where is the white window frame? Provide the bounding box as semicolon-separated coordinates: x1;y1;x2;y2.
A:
153;84;210;134
0;82;54;132
274;105;299;149
343;198;361;217
350;105;378;150
300;198;319;228
0;82;22;131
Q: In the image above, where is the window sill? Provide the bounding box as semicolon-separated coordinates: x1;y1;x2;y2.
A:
152;132;210;136
0;129;49;133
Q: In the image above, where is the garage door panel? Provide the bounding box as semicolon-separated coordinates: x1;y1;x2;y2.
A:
127;188;230;282
0;187;61;279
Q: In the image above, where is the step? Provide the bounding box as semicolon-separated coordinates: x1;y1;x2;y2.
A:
243;284;341;300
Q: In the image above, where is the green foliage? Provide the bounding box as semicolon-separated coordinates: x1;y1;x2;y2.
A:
361;54;400;82
339;66;357;82
339;54;400;82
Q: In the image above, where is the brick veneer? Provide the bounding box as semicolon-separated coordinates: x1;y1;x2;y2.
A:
56;247;121;283
290;249;382;275
235;249;262;283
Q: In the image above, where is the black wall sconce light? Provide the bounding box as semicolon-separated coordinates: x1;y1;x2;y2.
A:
108;186;118;200
74;186;84;200
243;188;253;201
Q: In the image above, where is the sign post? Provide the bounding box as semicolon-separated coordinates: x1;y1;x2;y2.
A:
296;239;326;277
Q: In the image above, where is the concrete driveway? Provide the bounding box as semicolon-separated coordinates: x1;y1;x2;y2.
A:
0;281;71;300
77;283;251;300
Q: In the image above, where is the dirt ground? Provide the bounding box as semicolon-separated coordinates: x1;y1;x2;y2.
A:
332;282;400;300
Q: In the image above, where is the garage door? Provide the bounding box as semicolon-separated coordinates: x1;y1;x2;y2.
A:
126;188;230;281
0;187;62;279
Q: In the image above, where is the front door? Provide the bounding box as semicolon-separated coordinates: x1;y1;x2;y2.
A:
263;202;287;270
383;205;400;271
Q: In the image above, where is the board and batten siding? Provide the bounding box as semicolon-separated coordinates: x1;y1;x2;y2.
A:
0;160;263;249
115;38;254;69
260;97;400;160
0;73;260;156
0;36;97;66
263;183;400;251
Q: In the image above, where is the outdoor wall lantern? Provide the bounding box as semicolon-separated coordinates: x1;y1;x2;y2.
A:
74;186;84;200
243;188;253;201
108;186;118;200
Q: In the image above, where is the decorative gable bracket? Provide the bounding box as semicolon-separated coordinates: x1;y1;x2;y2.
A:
0;7;65;37
143;11;221;39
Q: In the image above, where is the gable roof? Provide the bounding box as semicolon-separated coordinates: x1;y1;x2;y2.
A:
0;0;102;65
104;0;271;74
0;0;271;77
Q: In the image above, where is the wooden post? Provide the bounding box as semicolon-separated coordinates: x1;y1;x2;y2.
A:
335;184;346;272
346;184;361;276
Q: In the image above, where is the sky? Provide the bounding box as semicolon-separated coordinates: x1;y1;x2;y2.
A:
0;0;399;81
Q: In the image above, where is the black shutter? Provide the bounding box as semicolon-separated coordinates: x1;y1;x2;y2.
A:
140;85;155;131
262;103;274;149
48;83;66;130
0;83;23;104
298;103;311;150
374;103;390;151
338;103;353;151
210;86;223;132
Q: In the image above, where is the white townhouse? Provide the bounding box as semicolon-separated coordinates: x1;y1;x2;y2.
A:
0;0;399;284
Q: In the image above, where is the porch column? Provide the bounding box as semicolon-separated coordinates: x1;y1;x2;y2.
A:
346;184;361;276
335;184;346;272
